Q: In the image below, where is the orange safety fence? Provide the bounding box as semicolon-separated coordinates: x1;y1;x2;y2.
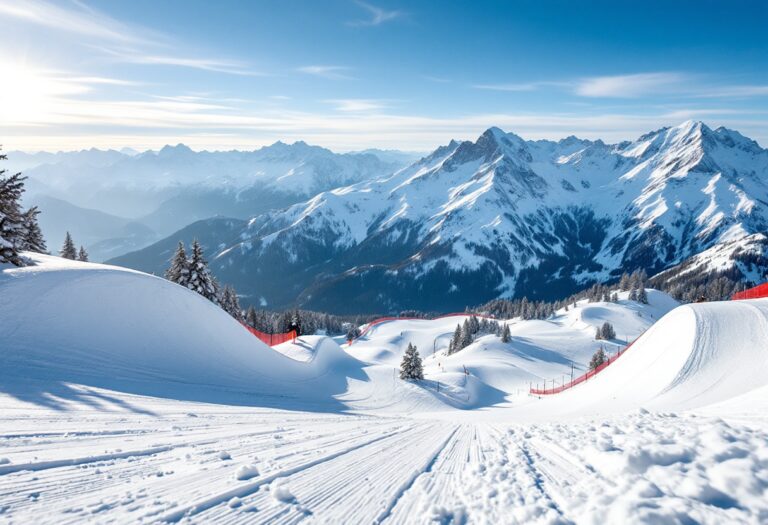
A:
242;323;297;346
347;312;498;345
731;283;768;300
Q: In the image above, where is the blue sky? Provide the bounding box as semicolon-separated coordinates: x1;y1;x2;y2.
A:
1;0;767;151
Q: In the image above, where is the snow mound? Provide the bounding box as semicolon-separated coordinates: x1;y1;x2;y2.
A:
531;298;768;416
0;254;362;410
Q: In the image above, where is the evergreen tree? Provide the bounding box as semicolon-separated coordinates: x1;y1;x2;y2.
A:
20;206;46;253
589;347;607;370
220;285;243;321
448;324;462;355
399;343;424;380
245;305;258;328
165;241;189;286
460;319;473;348
186;239;219;303
637;286;649;304
59;232;77;260
77;246;89;262
501;323;511;343
0;157;26;266
600;321;616;340
629;287;638;302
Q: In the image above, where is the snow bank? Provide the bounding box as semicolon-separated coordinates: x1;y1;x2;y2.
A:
0;254;362;410
527;298;768;416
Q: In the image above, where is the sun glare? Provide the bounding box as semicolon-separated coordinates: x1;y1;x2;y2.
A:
0;59;88;125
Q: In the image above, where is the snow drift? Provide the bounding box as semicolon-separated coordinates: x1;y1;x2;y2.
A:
528;298;768;416
0;255;362;410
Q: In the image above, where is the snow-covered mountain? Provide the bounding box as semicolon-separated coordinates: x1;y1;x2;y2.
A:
10;142;412;258
138;120;767;313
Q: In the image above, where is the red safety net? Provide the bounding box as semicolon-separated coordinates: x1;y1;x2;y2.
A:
530;337;640;395
731;283;768;300
242;324;297;346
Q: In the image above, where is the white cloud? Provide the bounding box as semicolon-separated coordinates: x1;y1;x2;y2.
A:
0;0;258;76
297;65;353;79
0;0;154;45
101;48;261;76
473;81;569;92
575;72;687;98
324;99;388;112
349;1;403;26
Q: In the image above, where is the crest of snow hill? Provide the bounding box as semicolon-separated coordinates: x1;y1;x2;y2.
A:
110;121;768;313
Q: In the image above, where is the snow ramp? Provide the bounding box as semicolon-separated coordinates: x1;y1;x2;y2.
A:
0;255;363;411
531;299;768;416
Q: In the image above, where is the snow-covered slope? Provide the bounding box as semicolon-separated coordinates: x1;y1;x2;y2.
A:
0;254;361;411
187;120;768;313
341;290;679;413
521;297;768;419
3;256;768;523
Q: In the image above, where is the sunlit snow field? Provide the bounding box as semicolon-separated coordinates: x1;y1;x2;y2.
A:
1;256;767;524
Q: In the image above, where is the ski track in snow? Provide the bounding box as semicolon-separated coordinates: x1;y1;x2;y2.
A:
3;258;768;523
2;405;765;524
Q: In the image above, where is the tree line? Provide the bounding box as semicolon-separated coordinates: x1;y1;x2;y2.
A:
0;149;46;266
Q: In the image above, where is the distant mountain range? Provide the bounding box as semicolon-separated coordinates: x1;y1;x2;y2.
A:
9;143;420;259
108;121;768;313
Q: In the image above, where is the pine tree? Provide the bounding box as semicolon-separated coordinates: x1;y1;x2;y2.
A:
77;246;89;262
637;286;648;305
600;321;615;340
589;347;607;370
0;156;27;266
59;232;77;259
501;323;511;343
19;206;46;253
629;287;638;302
464;319;474;346
165;241;190;286
220;285;243;321
448;324;462;355
186;239;219;303
399;343;424;380
245;305;258;328
595;326;602;340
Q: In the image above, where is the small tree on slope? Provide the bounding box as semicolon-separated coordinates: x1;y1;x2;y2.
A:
589;347;607;371
186;239;219;304
165;241;190;286
399;343;424;380
220;285;243;321
20;206;46;254
59;232;77;260
77;246;89;262
501;323;511;343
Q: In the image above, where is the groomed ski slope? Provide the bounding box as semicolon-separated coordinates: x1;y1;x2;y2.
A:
1;255;767;524
519;299;768;418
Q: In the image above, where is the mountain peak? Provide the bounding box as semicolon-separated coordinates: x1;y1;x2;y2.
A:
159;143;193;155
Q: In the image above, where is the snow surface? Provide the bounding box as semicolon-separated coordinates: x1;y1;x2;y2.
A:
1;255;768;523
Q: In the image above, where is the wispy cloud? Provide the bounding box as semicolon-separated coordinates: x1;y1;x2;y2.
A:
1;0;259;75
422;75;451;83
575;72;687;98
297;65;354;80
0;0;154;45
348;1;403;26
324;99;388;112
100;48;261;76
473;81;568;92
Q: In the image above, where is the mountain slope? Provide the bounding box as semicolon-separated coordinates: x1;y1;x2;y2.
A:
109;121;768;313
